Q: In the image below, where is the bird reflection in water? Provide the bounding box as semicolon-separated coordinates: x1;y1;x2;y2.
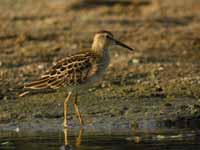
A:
60;128;83;150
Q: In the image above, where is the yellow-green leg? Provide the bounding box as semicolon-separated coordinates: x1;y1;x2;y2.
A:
64;91;72;128
63;126;83;147
73;93;84;126
64;128;68;146
76;128;83;147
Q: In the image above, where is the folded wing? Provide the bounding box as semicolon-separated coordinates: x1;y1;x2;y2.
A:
24;52;97;89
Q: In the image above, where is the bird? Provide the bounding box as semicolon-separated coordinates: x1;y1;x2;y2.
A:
23;30;134;128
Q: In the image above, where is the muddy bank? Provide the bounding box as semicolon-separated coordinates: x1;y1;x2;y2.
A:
0;0;200;131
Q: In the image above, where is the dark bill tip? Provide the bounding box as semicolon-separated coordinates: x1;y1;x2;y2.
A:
114;39;134;51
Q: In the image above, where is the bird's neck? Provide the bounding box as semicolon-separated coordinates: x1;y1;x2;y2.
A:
95;48;110;69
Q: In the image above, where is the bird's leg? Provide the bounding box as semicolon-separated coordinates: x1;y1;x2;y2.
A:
64;128;68;146
73;93;84;126
64;91;72;128
75;128;83;147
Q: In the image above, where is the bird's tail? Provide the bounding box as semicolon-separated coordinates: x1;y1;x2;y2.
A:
18;91;30;97
18;76;49;97
24;76;50;89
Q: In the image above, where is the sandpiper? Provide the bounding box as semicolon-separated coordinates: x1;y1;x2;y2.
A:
24;30;134;128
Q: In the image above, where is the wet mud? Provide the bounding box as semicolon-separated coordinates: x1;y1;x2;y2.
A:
0;0;200;131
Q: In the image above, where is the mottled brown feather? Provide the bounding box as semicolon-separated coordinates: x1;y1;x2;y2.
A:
24;51;98;89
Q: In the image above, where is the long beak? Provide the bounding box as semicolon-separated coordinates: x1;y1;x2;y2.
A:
112;38;134;51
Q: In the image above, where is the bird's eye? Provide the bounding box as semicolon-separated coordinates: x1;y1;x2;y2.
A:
106;35;110;39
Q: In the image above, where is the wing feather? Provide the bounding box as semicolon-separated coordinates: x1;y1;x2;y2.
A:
24;52;97;90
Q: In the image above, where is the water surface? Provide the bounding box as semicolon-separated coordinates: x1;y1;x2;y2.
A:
0;128;200;150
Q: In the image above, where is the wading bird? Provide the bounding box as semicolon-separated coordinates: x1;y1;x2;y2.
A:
23;30;134;128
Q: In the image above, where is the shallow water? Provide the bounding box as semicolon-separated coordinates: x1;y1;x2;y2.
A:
0;128;200;150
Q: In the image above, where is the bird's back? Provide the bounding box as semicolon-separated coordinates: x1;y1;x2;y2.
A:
24;51;102;90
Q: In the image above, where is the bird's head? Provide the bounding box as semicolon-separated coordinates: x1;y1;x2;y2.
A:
92;30;134;54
